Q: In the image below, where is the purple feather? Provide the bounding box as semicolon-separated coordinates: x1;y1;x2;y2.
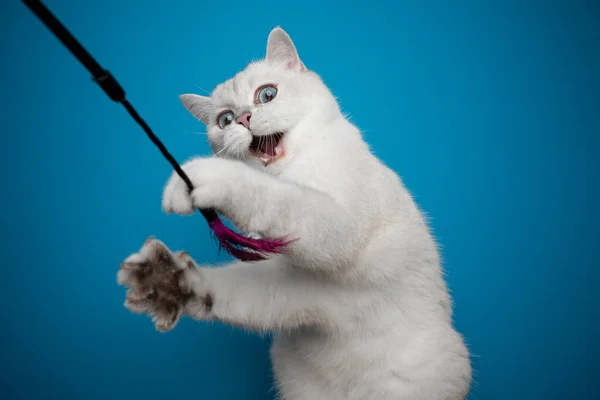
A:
208;217;297;261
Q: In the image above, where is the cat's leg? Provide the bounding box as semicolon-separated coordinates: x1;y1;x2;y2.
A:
117;237;336;332
162;157;364;271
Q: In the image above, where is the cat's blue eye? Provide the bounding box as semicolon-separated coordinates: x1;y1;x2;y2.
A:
217;111;234;129
257;85;278;104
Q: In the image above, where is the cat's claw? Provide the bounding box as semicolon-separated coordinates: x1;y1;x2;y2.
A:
117;238;193;332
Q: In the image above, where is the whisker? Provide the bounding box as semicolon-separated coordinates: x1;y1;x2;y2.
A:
194;85;212;96
212;147;227;158
236;142;245;161
212;139;235;158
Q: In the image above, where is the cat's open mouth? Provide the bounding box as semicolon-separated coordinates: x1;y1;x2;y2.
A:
249;132;285;165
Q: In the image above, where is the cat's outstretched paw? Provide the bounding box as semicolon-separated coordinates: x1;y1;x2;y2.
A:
117;237;194;332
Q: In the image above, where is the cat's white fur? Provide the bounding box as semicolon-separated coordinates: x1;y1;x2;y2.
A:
123;27;472;399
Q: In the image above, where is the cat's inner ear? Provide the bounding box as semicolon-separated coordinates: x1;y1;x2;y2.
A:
266;27;307;72
179;94;213;125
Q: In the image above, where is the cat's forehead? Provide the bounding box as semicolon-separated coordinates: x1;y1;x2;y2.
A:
211;62;279;106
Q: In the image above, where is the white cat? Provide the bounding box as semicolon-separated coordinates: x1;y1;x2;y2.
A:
117;27;472;400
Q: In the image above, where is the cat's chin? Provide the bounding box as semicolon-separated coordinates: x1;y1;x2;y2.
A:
248;132;286;166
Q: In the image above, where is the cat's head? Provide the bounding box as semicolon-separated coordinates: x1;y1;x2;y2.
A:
179;27;340;169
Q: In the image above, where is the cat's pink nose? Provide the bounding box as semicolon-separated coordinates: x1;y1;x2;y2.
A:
236;111;252;128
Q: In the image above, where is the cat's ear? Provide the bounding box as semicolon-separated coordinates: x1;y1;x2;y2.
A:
266;27;307;72
179;94;213;125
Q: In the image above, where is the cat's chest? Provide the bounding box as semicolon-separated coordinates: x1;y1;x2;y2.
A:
273;326;327;358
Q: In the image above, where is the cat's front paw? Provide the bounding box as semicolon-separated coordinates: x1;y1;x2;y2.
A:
117;237;194;332
162;157;238;215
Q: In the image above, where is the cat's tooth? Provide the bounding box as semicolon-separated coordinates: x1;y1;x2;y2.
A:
260;156;270;163
275;146;283;156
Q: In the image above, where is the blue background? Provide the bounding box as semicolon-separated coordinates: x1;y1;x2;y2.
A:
1;0;598;399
